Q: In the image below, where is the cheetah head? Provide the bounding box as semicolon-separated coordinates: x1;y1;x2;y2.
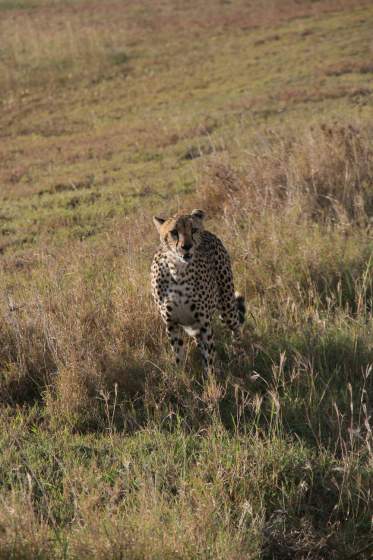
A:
153;209;205;264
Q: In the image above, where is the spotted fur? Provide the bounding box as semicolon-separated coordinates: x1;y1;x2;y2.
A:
151;209;245;373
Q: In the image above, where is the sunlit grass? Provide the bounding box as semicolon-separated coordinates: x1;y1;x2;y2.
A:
0;1;373;558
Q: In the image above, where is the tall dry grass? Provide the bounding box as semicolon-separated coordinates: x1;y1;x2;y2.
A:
1;0;371;92
197;123;373;223
0;121;371;430
0;10;129;91
0;214;161;425
0;119;372;558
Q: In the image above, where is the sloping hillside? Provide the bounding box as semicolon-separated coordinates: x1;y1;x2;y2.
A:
0;1;372;558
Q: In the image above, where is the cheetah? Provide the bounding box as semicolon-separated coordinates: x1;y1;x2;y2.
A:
151;209;246;373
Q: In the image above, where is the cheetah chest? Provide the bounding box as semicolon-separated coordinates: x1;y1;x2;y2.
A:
165;281;196;327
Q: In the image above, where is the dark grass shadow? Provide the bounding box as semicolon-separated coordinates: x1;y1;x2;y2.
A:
302;246;373;315
222;324;373;447
1;309;372;448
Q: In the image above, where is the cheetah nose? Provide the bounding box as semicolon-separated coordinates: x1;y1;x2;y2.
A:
182;243;192;252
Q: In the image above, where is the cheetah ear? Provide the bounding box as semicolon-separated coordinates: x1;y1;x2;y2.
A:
191;209;205;221
153;216;166;232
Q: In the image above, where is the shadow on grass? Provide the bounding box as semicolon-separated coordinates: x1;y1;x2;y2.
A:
217;323;373;446
0;311;372;451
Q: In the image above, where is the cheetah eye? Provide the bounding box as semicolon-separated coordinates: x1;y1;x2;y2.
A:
170;229;179;239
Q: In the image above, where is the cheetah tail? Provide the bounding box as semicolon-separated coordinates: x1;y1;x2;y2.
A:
235;291;246;325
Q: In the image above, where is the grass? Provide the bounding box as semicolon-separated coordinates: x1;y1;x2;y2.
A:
0;0;373;558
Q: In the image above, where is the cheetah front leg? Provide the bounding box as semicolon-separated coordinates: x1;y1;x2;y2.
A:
195;324;216;374
166;321;185;367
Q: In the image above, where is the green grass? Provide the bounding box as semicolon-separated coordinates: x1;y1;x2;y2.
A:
0;411;371;559
0;1;373;558
1;1;372;254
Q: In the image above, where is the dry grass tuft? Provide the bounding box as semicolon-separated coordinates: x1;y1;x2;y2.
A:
0;216;164;429
197;122;373;224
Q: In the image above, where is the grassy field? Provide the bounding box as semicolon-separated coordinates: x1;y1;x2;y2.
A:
0;0;373;558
